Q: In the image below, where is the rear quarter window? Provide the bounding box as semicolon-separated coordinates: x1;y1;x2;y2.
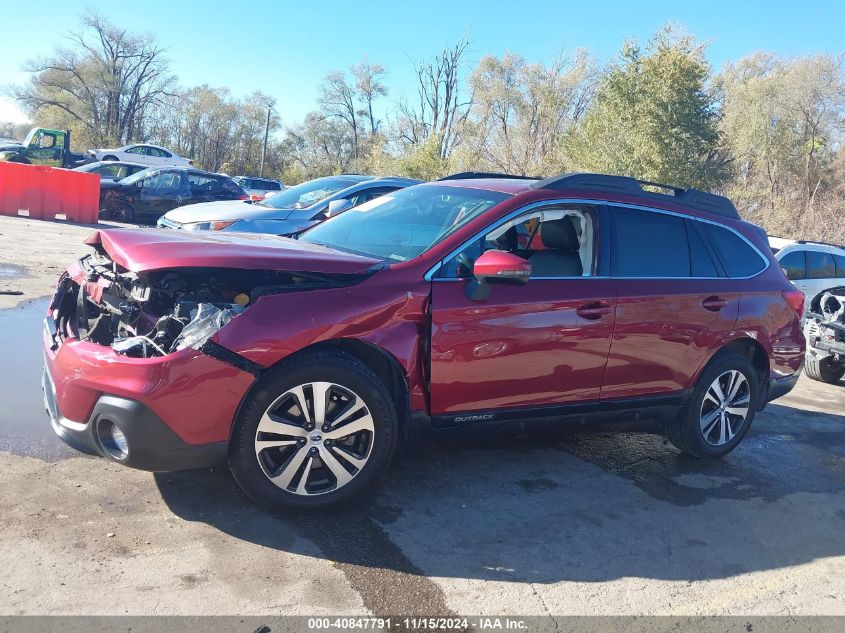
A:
702;224;767;278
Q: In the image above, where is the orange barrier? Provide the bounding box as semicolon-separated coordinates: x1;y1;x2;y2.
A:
0;161;100;224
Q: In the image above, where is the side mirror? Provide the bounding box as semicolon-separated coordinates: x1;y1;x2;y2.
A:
326;198;353;218
136;180;144;188
467;250;531;301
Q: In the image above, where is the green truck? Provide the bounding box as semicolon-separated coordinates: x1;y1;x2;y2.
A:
0;128;88;168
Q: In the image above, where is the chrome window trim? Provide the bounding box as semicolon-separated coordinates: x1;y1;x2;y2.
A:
424;198;770;282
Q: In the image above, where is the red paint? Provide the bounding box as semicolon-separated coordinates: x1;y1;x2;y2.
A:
429;279;616;413
84;228;381;273
473;249;531;282
43;332;254;444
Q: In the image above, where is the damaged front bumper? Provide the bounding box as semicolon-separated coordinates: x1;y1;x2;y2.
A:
42;325;256;471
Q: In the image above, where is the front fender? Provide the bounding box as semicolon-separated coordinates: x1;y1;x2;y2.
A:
212;275;430;410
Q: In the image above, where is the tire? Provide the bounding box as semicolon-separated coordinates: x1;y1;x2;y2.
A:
229;350;399;512
666;351;760;459
102;155;118;161
805;353;845;384
109;204;134;223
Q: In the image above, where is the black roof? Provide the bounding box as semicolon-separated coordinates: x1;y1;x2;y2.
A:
438;171;740;220
438;171;539;181
530;173;740;220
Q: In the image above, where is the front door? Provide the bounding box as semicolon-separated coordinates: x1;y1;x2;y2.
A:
136;171;187;221
429;204;615;416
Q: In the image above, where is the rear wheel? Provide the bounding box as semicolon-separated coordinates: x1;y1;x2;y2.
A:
805;353;845;384
666;352;759;458
229;350;399;512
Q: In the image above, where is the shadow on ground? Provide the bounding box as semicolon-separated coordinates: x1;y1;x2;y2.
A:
155;397;845;585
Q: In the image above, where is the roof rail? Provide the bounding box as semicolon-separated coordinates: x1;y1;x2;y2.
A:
437;171;539;181
795;239;845;250
530;172;740;220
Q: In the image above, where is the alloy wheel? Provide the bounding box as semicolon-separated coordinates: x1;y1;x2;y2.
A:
254;381;375;495
699;370;751;446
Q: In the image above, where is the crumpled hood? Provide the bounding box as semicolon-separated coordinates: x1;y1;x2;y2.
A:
84;228;382;274
164;200;294;224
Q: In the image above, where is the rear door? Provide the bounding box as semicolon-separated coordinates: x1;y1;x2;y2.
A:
806;249;838;301
601;206;740;399
429;203;616;416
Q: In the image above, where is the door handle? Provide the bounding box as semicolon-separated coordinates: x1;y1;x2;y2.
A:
577;302;612;320
702;296;728;312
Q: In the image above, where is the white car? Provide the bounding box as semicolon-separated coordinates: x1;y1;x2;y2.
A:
773;240;845;312
88;143;192;168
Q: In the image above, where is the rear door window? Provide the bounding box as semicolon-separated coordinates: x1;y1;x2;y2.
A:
701;224;767;278
807;251;836;279
779;250;806;280
611;208;690;277
835;254;845;277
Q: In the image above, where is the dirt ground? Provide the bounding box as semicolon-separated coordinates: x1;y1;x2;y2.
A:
1;215;844;621
0;216;132;310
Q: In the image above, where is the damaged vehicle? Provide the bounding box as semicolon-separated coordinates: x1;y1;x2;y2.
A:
803;287;845;384
43;173;806;511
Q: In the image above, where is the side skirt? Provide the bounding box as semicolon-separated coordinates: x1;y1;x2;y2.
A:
426;392;690;430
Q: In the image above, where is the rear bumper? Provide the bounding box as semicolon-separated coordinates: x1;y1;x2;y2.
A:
765;370;801;404
43;367;228;471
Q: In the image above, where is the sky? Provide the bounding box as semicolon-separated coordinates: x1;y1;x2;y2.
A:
1;0;843;128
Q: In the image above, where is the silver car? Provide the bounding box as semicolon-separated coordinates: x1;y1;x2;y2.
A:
157;175;421;235
232;176;285;201
774;240;845;314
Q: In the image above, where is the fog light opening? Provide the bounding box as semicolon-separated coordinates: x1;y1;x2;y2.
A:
96;419;129;461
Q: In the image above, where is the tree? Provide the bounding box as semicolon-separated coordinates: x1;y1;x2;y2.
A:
352;57;389;135
318;70;361;159
717;53;845;237
467;50;596;175
11;12;174;147
565;26;728;189
395;37;471;159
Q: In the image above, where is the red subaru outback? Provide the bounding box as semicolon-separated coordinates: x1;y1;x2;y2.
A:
43;172;805;510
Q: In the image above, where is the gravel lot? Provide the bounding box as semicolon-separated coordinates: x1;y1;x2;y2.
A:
1;215;843;621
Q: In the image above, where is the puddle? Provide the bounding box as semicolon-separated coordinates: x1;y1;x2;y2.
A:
0;263;28;279
0;299;75;460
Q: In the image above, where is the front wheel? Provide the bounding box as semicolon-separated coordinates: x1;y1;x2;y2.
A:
109;203;134;223
229;350;399;512
102;155;118;161
666;352;759;459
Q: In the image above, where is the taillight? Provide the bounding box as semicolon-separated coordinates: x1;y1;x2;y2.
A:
782;289;804;317
238;194;248;200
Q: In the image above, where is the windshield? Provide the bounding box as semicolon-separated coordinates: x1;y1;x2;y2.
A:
299;185;509;262
261;177;359;209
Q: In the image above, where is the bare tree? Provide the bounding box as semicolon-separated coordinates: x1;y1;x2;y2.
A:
352;57;389;135
467;50;597;175
395;37;472;159
318;70;361;159
11;12;174;146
